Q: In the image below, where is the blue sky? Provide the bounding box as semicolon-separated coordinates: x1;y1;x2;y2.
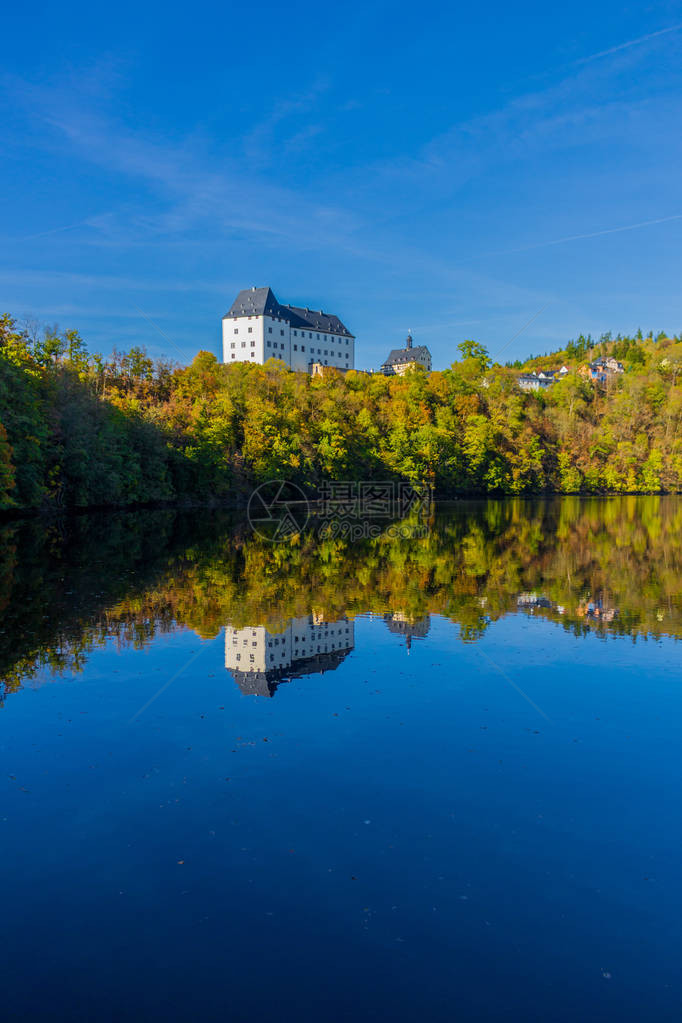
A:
2;1;682;370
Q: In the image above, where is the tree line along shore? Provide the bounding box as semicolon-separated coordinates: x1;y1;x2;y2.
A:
2;497;681;699
2;313;682;511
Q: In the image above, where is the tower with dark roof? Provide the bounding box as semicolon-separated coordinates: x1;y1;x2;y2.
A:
380;333;431;376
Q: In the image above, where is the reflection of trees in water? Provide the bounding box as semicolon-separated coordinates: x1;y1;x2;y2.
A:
2;496;682;700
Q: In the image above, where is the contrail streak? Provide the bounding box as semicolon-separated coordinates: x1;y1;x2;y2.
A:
480;212;682;261
510;212;682;252
575;23;682;65
493;302;550;360
128;644;211;723
17;219;99;242
132;303;194;362
477;647;552;722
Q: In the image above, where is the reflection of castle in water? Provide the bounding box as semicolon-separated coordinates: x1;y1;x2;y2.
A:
225;613;355;697
383;612;431;651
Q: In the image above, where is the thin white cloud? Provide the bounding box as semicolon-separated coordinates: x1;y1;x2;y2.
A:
16;217;107;242
472;213;682;260
575;22;682;65
7;73;552;319
0;268;232;293
7;74;361;249
4;37;682;362
241;78;330;165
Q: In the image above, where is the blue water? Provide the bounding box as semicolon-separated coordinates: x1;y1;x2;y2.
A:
1;502;682;1020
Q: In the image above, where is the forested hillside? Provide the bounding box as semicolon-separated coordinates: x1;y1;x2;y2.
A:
2;313;682;510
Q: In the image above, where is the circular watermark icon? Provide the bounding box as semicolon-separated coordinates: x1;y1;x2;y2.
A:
247;480;310;542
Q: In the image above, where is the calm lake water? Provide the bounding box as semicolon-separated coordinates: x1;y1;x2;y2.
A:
2;497;682;1021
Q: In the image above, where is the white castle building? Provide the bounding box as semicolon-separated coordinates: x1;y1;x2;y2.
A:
222;286;355;372
225;613;355;697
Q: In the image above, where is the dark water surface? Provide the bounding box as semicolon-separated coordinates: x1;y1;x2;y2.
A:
1;498;682;1021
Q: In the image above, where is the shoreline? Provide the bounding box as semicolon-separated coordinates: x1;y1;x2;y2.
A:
2;488;681;523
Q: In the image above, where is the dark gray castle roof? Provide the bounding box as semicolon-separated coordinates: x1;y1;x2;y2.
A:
285;305;353;337
223;287;287;320
223;287;353;337
228;648;352;698
384;614;431;639
382;345;431;367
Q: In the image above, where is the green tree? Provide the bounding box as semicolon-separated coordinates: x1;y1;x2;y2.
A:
0;421;15;507
457;339;491;369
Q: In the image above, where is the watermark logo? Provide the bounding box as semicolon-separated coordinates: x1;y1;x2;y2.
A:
318;481;431;520
247;480;310;541
248;480;432;542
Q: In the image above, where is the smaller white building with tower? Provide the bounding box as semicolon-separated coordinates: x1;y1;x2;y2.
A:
222;287;355;373
380;333;432;376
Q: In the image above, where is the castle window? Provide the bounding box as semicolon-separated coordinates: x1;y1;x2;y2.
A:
280;329;284;336
231;353;235;359
248;327;253;334
230;342;235;349
324;350;327;356
234;328;238;334
301;345;305;352
268;327;272;333
293;344;298;351
250;340;255;346
241;342;246;348
293;330;297;336
281;344;285;350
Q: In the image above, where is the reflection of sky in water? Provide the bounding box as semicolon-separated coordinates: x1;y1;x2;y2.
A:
2;500;682;1019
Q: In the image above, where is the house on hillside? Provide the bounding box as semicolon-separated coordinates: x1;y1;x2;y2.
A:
380;333;432;375
580;356;624;384
222;286;355;373
517;366;569;392
517;370;555;392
